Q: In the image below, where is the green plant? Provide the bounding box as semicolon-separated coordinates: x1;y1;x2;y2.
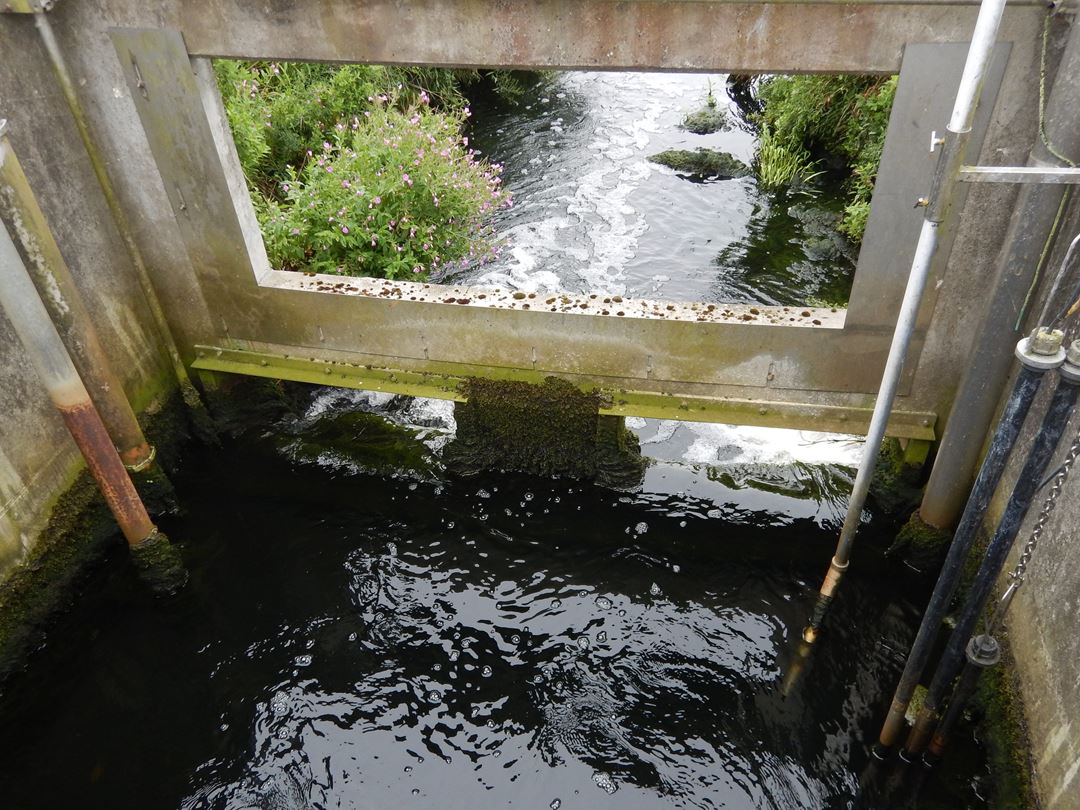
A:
257;97;509;279
215;60;513;280
754;75;896;241
754;126;821;189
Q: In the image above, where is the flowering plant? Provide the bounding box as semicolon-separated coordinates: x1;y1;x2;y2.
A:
217;62;511;279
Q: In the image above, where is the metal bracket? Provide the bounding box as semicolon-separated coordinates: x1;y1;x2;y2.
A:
959;166;1080;184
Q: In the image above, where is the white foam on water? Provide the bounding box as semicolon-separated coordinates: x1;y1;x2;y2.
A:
681;422;863;467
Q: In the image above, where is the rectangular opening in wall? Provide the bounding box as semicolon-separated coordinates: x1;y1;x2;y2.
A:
211;61;894;316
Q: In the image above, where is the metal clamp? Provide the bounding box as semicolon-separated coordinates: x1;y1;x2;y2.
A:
124;443;157;473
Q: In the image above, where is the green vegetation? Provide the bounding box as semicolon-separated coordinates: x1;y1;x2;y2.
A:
754;75;897;241
681;82;728;135
648;148;751;179
215;61;513;279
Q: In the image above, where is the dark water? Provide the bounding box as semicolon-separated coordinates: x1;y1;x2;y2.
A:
448;72;856;306
0;394;991;809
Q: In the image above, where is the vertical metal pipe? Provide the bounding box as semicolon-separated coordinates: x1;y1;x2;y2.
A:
876;336;1060;751
0;218;158;547
904;359;1080;755
31;12;212;426
921;13;1080;528
0;119;153;469
924;633;999;762
804;0;1008;641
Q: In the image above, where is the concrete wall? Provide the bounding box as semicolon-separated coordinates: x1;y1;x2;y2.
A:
0;3;1077;804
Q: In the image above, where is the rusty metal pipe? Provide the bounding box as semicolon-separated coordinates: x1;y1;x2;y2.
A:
0;119;153;470
0;216;155;547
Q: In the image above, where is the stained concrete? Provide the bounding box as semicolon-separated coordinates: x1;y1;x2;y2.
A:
0;3;1077;806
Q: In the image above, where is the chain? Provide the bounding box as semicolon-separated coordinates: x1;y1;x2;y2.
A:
1008;425;1080;588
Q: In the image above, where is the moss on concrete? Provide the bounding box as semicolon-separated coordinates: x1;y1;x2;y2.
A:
972;640;1037;809
887;508;953;573
0;386;196;680
647;148;751;179
0;468;119;681
446;376;645;486
869;437;925;517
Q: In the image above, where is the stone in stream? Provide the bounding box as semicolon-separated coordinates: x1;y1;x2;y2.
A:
680;104;729;135
647;148;751;180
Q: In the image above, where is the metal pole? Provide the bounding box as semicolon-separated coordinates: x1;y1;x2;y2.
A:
0;119;154;470
1;218;187;591
32;12;214;435
921;11;1080;528
804;0;1009;642
875;332;1061;752
904;348;1080;756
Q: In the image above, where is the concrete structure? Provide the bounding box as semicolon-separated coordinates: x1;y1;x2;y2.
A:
0;0;1077;806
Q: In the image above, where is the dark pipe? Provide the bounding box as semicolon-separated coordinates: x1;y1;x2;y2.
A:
924;633;1001;764
876;351;1052;752
904;365;1080;755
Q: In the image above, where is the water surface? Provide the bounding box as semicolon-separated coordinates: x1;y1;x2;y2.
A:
0;392;991;809
448;72;857;306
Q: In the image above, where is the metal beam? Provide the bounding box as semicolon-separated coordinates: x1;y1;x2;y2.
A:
193;345;938;440
960;166;1080;184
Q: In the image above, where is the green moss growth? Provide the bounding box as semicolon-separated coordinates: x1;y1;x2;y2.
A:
887;509;953;573
869;437;925;517
647;148;751;180
278;409;441;478
446;377;645;486
972;642;1036;809
0;388;195;680
0;469;119;681
129;531;189;595
681;106;728;135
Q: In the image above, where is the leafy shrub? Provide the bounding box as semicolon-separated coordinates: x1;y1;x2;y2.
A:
257;98;509;278
754;75;897;241
215;61;512;279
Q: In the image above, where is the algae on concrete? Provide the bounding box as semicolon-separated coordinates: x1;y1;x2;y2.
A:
886;508;952;573
446;376;645;487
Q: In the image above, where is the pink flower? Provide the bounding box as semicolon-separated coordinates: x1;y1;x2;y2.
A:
372;196;382;205
342;180;351;189
341;225;349;234
402;173;413;186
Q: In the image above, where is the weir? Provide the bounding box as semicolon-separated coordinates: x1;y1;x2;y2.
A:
3;1;1080;807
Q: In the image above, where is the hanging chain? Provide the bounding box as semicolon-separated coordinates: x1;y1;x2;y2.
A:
1008;425;1080;588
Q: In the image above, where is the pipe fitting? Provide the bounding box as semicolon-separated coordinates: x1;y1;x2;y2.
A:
965;634;1002;668
1015;330;1066;370
1030;327;1065;356
1061;340;1080;383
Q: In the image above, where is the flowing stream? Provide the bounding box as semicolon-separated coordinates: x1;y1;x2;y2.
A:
446;71;856;306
